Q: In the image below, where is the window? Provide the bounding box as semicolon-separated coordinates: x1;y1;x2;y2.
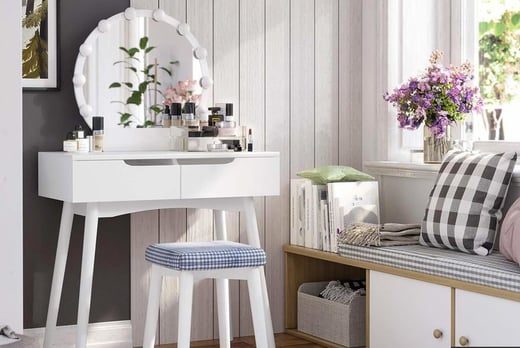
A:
473;0;520;141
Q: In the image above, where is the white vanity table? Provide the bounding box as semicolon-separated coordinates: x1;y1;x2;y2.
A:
38;151;280;348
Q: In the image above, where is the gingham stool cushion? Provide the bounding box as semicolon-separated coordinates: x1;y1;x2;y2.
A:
145;241;266;271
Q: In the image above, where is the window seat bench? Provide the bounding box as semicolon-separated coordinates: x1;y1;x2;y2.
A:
338;243;520;293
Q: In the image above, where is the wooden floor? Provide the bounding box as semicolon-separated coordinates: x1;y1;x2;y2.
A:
151;333;323;347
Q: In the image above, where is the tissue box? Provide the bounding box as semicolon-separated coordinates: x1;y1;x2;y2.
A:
297;281;365;347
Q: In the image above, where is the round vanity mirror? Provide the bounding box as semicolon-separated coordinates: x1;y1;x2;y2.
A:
73;8;212;130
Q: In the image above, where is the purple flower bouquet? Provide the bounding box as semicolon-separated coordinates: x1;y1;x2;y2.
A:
384;50;483;139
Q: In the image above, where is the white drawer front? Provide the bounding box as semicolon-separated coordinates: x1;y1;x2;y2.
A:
180;157;280;199
73;159;181;202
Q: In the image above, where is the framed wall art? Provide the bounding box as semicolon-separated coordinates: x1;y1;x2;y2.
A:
22;0;59;90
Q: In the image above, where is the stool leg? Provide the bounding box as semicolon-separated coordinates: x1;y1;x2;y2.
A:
215;211;232;347
177;272;194;348
242;198;276;347
259;267;276;348
247;268;270;348
143;265;163;348
216;278;231;348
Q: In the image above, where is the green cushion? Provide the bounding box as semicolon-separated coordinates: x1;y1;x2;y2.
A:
296;166;375;185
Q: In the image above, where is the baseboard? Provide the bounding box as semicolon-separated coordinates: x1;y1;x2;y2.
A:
23;320;132;348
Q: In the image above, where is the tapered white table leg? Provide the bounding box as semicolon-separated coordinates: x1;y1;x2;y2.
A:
76;203;100;348
242;198;276;348
43;202;74;348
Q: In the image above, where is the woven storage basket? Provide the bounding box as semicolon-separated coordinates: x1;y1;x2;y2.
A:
297;281;365;347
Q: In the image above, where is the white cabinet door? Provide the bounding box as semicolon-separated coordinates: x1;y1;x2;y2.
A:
370;271;451;348
455;289;520;347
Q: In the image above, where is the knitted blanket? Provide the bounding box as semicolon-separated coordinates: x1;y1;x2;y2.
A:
338;222;421;247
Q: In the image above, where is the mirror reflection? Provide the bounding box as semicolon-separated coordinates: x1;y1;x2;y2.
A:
79;14;204;129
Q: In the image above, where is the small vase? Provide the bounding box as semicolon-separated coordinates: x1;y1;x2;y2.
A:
423;126;451;163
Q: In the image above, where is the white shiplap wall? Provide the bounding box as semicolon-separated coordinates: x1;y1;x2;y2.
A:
130;0;363;344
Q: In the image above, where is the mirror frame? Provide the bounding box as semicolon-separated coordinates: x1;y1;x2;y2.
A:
72;7;212;129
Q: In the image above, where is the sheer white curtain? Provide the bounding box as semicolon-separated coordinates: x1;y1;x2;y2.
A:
361;0;469;163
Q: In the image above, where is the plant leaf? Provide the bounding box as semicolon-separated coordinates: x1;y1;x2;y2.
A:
494;23;506;36
169;60;179;65
128;47;139;57
118;112;132;123
144;46;156;54
123;82;133;88
119;47;130;55
160;67;172;76
479;22;491;37
138;81;149;94
512;13;520;27
143;64;155;75
109;82;121;88
150;105;162;114
127;67;138;74
143;120;155;128
139;37;149;50
127;91;142;105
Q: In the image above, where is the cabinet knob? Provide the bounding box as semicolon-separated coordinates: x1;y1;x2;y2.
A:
432;329;443;339
459;336;469;346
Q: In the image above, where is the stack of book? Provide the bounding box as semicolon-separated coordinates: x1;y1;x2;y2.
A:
290;179;380;252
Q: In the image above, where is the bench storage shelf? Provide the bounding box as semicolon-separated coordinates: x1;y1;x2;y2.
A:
284;244;520;348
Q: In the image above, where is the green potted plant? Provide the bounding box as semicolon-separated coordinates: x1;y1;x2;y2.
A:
109;36;178;127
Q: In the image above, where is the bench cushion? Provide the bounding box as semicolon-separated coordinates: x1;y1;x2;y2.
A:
145;241;266;271
338;243;520;293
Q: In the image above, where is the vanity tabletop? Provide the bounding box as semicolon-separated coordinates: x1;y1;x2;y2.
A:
39;151;280;161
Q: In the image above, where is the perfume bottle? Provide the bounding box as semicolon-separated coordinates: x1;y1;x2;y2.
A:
208;106;224;126
171;103;183;127
162;105;172;128
182;102;199;130
92;116;104;152
247;128;253;152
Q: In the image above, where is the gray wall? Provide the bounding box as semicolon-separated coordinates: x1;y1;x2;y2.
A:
23;0;129;328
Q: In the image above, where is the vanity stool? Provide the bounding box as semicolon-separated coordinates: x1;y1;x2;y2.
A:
142;240;272;348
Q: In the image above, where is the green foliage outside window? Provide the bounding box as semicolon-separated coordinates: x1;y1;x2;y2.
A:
479;8;520;139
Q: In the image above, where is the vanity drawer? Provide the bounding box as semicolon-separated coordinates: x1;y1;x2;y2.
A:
180;157;280;199
72;159;181;202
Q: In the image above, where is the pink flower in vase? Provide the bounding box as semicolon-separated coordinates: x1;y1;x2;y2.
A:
162;80;202;107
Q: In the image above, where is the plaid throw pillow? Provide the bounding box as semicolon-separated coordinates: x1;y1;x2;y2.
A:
420;150;517;255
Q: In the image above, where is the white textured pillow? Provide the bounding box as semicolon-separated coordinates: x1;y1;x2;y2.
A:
420;150;517;255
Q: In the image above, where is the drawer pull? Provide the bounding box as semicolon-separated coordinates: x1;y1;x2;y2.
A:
123;159;176;166
432;329;443;339
177;158;235;165
459;336;469;346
